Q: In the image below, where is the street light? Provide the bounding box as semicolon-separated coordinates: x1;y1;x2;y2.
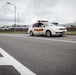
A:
17;13;19;25
7;2;16;32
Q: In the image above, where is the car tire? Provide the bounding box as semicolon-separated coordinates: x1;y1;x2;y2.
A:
30;31;34;36
46;30;52;37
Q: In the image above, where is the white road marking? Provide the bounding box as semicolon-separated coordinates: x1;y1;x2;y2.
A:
0;48;36;75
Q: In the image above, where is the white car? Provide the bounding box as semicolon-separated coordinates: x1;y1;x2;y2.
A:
1;26;9;30
28;22;67;37
21;25;28;29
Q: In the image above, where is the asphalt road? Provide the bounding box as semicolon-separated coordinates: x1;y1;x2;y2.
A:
0;34;76;75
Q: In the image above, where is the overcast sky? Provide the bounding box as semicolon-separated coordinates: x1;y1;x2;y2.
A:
0;0;76;25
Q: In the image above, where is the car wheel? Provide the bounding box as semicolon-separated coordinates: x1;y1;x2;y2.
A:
46;30;52;37
30;31;34;36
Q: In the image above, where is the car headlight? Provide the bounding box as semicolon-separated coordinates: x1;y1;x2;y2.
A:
53;28;59;31
59;28;65;30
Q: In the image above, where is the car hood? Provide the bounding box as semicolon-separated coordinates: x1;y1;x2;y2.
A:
47;26;65;29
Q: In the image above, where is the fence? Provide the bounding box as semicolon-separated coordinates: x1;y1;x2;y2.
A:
66;28;76;31
0;28;28;32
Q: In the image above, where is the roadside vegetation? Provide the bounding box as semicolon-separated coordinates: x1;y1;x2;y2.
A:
0;31;28;34
67;31;76;35
66;28;76;35
0;29;28;34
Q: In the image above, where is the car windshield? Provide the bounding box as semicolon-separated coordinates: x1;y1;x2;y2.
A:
42;22;55;26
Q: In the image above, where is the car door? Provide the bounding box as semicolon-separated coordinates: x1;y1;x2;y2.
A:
38;23;44;34
32;23;40;35
32;23;45;35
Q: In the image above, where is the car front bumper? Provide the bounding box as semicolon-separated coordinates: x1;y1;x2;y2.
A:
52;30;67;35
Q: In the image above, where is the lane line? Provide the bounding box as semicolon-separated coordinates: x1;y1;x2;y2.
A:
0;47;36;75
0;58;12;65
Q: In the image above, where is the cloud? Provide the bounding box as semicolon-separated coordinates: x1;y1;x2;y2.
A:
0;0;76;25
53;0;76;23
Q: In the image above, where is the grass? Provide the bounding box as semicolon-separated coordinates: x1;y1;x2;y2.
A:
0;31;28;34
67;31;76;35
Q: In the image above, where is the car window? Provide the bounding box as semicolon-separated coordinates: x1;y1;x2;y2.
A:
23;25;26;27
42;22;55;26
33;23;39;27
17;26;21;27
38;23;44;27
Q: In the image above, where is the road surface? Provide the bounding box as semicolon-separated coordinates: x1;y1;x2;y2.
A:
0;34;76;75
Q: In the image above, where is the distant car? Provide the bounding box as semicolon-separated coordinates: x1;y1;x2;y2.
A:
12;25;21;29
21;25;28;29
8;26;13;29
28;22;67;37
0;27;2;30
1;26;9;30
16;25;21;29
